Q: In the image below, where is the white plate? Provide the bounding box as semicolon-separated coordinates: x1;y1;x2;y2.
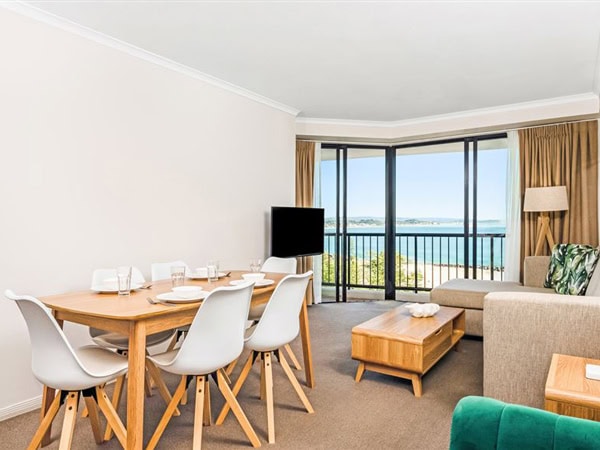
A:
230;279;274;287
156;291;209;303
91;283;143;294
187;271;227;280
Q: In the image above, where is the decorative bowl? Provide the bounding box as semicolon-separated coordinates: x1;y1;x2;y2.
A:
172;286;203;300
242;273;266;282
404;302;440;318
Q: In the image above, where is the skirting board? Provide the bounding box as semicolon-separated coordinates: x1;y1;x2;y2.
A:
0;395;42;422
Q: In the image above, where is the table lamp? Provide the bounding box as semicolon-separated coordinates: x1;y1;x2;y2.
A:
523;186;568;256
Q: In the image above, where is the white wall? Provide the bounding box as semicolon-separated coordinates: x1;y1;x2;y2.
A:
0;8;295;417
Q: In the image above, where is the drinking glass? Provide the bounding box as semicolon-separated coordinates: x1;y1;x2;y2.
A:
249;258;262;273
207;260;219;283
170;265;186;287
117;266;132;297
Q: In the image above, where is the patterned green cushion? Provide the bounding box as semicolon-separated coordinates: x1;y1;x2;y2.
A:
544;244;600;295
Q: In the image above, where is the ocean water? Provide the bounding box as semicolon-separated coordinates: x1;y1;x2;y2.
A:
324;224;506;268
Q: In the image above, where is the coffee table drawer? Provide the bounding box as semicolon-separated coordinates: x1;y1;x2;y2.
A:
351;334;421;371
423;322;453;372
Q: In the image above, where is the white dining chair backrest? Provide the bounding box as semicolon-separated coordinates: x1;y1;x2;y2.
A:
91;267;145;286
246;271;312;352
4;290;119;390
166;282;254;375
261;256;297;274
151;261;191;282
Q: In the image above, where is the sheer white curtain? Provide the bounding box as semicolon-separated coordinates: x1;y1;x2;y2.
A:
504;131;521;281
312;143;323;303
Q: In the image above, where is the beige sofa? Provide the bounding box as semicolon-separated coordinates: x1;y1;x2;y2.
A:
431;255;600;408
430;256;553;336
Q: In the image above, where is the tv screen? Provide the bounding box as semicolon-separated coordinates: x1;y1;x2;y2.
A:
271;207;325;257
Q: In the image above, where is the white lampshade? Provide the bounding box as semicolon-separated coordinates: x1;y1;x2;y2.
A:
523;186;569;212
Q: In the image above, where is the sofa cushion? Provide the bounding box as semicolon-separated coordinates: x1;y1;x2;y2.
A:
430;279;552;310
544;244;599;295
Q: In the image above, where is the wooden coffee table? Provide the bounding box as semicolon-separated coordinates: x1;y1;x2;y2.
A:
351;305;465;397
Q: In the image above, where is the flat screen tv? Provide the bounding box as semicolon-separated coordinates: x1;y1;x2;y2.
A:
271;206;325;257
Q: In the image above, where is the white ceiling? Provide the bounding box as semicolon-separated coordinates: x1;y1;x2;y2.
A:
24;1;600;122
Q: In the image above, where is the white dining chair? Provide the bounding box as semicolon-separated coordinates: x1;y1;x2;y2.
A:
244;256;302;371
91;267;146;287
87;268;178;438
151;260;192;281
5;290;129;449
260;256;297;274
151;260;193;352
216;272;314;444
145;282;261;450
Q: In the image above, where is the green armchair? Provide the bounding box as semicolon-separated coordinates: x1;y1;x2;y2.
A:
450;396;600;449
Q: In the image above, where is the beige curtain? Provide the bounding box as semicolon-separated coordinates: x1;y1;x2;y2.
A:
295;140;315;304
519;121;598;267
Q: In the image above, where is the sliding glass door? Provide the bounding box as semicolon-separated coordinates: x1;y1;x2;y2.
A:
321;133;508;302
395;142;465;291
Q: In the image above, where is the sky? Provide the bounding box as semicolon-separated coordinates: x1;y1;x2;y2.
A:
321;148;507;222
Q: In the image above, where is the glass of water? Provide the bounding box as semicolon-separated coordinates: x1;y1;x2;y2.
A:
117;266;132;297
249;258;262;273
170;265;186;287
207;260;219;283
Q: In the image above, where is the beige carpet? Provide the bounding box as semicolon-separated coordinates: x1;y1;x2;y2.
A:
0;301;482;449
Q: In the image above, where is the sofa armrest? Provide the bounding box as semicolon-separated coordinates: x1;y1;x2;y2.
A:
523;256;550;287
483;292;600;409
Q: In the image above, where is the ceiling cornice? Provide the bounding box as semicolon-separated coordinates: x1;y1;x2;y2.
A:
296;93;600;143
296;93;599;128
2;1;301;117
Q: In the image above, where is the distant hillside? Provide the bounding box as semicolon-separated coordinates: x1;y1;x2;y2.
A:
324;217;504;228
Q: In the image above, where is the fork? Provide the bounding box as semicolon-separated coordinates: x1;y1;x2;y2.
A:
146;296;178;307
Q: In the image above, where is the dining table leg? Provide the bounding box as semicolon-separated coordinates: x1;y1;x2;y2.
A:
127;321;147;450
299;296;315;388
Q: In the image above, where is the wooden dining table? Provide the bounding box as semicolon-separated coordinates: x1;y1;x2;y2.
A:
39;271;315;450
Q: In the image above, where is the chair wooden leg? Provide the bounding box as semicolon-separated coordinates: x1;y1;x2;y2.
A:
27;391;61;450
81;384;105;418
283;344;302;371
147;376;187;450
193;376;205;450
260;354;266;401
83;395;103;444
103;375;125;442
225;358;238;376
279;352;314;413
216;369;261;448
144;366;153;397
166;333;179;352
58;391;79;450
146;359;181;416
215;351;255;425
181;387;189;405
203;377;212;426
263;352;275;444
95;386;127;449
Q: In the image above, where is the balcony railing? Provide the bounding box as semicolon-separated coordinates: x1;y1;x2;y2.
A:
323;231;506;292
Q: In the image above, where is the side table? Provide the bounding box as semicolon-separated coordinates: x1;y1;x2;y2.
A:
545;353;600;421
